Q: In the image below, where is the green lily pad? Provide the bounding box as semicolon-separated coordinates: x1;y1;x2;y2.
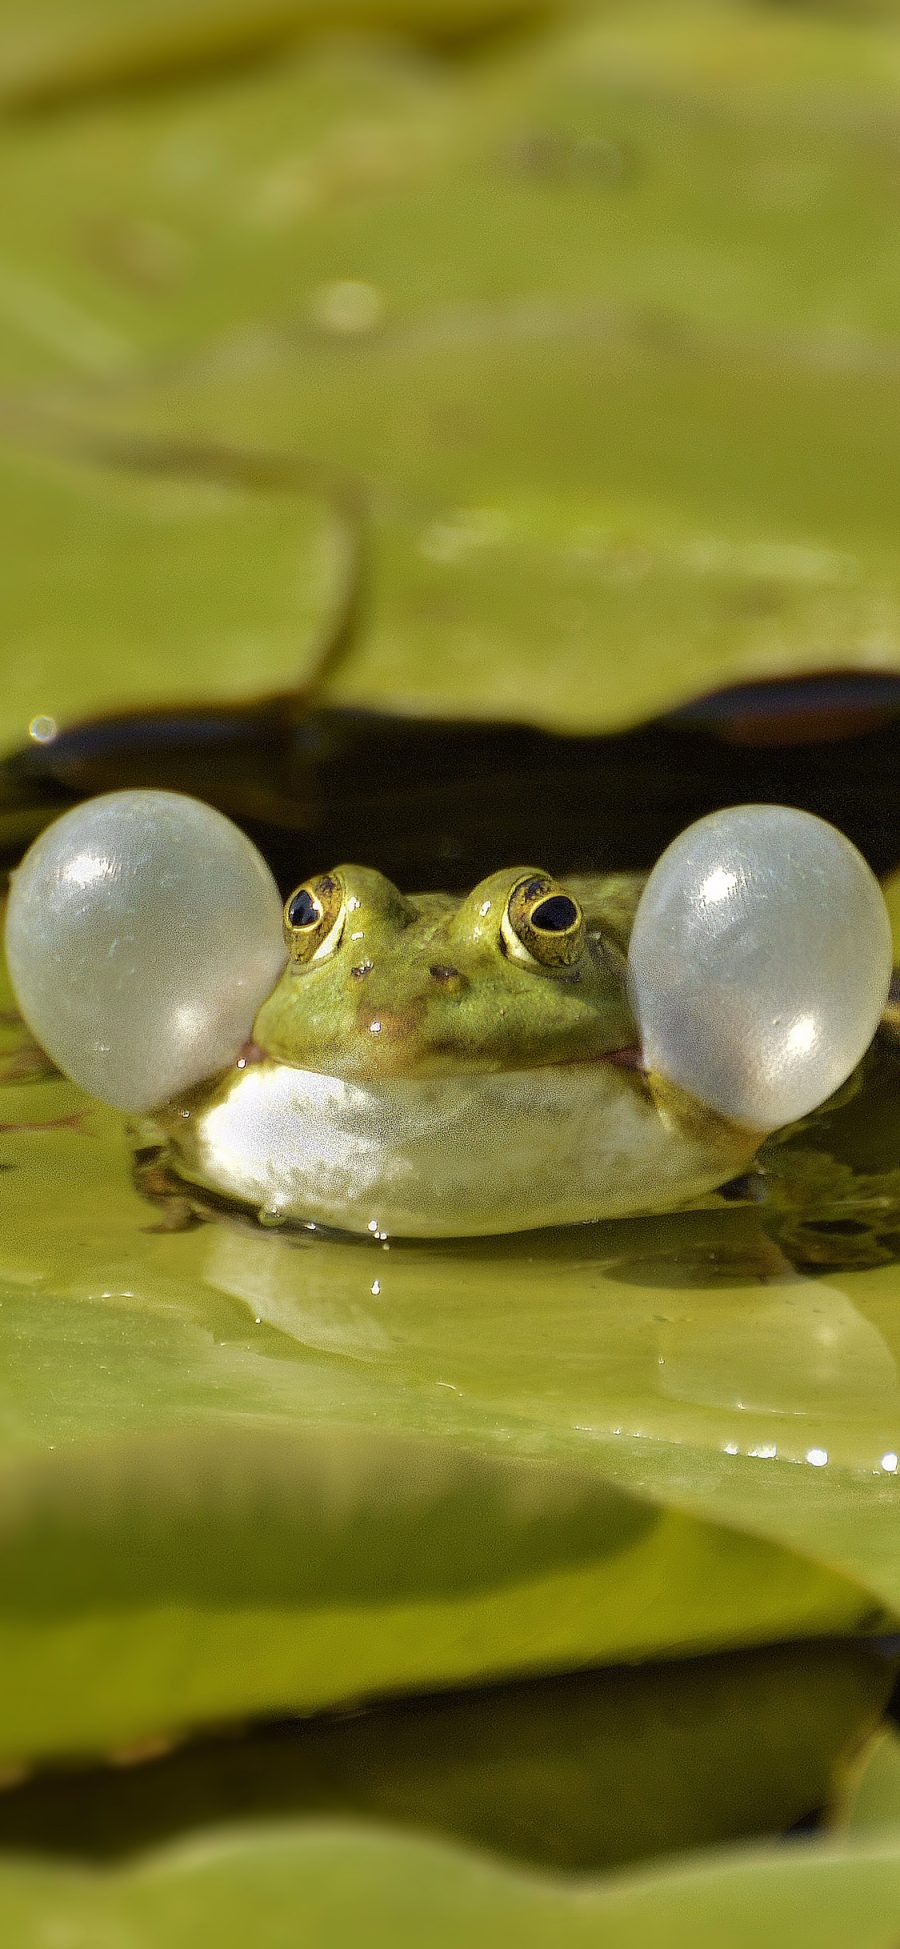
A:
5;1822;900;1948
7;5;900;379
6;6;900;736
0;439;353;749
841;1723;900;1836
833;1725;900;1837
25;310;900;738
0;1195;876;1761
0;44;454;385
0;0;546;110
82;299;900;732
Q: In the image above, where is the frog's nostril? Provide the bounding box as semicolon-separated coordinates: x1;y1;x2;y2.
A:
429;964;465;992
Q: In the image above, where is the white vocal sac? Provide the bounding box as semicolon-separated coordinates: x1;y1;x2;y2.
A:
626;804;893;1131
5;789;287;1112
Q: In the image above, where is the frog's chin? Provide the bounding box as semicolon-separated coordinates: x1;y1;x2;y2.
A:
155;1055;757;1240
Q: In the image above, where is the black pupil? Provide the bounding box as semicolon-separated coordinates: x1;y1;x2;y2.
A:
288;888;321;929
531;894;578;933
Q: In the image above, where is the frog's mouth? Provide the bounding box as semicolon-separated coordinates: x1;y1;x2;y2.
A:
236;1038;647;1079
603;1045;644;1071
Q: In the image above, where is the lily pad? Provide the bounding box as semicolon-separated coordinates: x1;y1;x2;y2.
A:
0;44;456;385
0;0;546;110
25;312;900;738
0;438;353;750
0;1185;876;1761
6;6;900;736
7;5;900;377
834;1725;900;1837
79;297;900;732
4;1822;900;1948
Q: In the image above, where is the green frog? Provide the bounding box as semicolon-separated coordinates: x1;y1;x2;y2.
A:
151;863;761;1239
6;793;894;1243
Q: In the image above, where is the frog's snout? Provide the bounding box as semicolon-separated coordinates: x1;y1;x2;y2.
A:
355;1000;427;1048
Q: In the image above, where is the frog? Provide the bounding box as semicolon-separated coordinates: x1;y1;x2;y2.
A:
149;863;761;1239
6;792;893;1242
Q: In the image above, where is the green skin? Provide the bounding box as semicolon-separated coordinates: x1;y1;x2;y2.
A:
153;865;764;1239
253;867;644;1082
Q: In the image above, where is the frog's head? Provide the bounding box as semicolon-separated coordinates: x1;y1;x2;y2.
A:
252;864;638;1080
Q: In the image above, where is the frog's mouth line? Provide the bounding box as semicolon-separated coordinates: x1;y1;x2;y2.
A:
603;1045;644;1071
236;1039;646;1079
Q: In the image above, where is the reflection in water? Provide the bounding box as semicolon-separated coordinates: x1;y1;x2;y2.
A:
202;1204;900;1475
654;1273;900;1421
207;1221;395;1361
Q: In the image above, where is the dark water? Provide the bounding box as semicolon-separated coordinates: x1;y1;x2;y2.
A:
7;679;900;891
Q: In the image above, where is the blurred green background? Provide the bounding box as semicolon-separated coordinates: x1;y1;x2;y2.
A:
2;3;900;1942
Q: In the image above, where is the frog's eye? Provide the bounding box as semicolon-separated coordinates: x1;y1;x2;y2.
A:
284;872;345;966
502;873;585;969
627;805;893;1131
4;789;287;1114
